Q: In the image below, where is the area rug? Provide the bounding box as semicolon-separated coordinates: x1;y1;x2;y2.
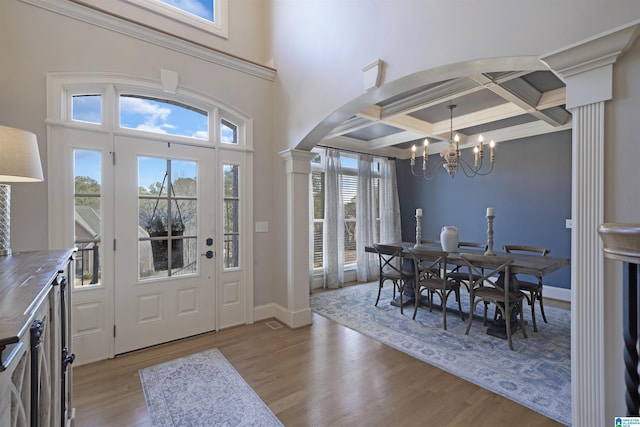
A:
139;348;283;427
310;282;571;426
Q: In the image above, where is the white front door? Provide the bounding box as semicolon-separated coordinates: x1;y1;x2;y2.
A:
113;136;216;354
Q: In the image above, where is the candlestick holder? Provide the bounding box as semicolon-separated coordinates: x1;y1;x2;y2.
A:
484;214;496;255
415;214;423;248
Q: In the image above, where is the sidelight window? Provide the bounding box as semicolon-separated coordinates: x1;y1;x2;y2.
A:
74;149;103;287
223;164;240;269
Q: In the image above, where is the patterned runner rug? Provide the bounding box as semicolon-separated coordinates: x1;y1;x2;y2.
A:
139;348;283;427
310;282;571;426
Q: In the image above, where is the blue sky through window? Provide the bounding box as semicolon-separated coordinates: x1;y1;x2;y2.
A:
138;157;197;191
75;150;101;184
119;95;209;140
159;0;214;21
72;95;102;124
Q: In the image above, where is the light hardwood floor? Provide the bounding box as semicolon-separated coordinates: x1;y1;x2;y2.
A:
73;300;567;426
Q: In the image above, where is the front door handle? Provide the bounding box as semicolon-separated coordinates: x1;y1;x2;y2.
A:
201;250;214;259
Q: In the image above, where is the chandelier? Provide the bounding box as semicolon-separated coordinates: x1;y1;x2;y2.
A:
410;104;495;179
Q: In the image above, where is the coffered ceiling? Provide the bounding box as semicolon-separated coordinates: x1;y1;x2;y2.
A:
320;70;571;158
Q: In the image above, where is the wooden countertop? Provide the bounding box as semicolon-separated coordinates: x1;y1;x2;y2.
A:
0;249;75;351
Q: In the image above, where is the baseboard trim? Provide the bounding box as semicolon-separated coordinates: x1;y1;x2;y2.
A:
253;303;312;328
544;285;570;303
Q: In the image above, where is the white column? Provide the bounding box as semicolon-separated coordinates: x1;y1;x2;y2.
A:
279;149;316;328
542;22;640;427
571;101;606;426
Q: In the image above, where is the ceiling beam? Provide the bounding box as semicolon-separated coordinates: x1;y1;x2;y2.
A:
319;135;407;159
423;120;572;156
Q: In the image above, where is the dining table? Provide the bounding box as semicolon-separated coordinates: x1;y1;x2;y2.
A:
366;241;570;337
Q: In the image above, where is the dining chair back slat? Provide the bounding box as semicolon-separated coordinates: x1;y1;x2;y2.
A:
408;247;463;330
373;243;414;314
446;241;487;292
503;244;551;332
460;253;527;350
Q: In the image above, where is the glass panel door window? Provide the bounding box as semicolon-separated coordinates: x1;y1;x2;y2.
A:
138;157;198;279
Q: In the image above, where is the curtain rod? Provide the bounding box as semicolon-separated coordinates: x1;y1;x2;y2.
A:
316;144;396;160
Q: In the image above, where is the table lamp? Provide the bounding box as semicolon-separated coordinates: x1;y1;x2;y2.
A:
0;125;44;256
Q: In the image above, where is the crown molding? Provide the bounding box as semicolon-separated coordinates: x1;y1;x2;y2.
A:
541;21;640;78
18;0;277;82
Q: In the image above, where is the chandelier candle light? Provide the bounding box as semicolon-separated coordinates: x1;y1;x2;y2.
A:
410;104;496;179
485;207;496;256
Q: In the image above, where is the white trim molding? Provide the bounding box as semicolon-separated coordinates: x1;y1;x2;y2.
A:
541;20;640;427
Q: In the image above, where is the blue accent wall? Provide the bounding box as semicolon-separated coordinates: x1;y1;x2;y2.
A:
396;130;571;289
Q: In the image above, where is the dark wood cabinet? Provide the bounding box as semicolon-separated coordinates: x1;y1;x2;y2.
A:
0;249;76;426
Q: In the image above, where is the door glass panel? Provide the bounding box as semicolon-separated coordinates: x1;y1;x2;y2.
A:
139;156;198;279
74;149;102;287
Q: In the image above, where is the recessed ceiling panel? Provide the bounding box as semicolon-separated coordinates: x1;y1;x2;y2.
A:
378;80;451;107
344;122;404;141
461;114;537;135
521;71;565;93
409;90;507;123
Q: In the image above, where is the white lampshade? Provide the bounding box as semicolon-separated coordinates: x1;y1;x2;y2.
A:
0;125;44;256
0;125;44;182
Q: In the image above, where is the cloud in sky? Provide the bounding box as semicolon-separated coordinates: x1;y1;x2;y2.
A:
120;96;173;134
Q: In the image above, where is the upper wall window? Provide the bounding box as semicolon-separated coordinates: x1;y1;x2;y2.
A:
127;0;228;38
159;0;213;21
119;94;209;140
72;94;102;124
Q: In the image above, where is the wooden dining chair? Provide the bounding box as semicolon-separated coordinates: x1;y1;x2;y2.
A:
446;241;487;292
460;253;527;350
503;245;551;332
408;247;463;330
373;243;415;314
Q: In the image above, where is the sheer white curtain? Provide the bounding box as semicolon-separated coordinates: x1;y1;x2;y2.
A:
379;158;402;243
323;149;344;288
356;154;378;282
